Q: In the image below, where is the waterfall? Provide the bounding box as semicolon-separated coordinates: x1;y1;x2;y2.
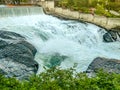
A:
0;10;120;73
0;6;44;17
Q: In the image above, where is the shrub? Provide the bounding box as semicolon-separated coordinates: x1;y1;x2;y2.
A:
55;0;120;18
106;2;120;12
0;67;120;90
95;5;113;17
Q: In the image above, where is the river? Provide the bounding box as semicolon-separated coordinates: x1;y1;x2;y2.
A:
0;6;120;73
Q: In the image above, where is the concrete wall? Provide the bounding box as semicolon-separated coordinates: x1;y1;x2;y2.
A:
45;1;54;10
38;1;120;29
38;1;54;11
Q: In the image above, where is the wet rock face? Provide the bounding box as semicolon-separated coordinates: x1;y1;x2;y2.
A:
0;31;38;80
103;31;120;42
103;27;120;42
86;57;120;74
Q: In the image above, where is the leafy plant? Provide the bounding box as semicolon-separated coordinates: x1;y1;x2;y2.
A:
0;67;120;90
55;0;120;17
95;4;112;17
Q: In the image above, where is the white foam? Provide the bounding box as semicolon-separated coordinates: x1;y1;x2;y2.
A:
0;15;120;73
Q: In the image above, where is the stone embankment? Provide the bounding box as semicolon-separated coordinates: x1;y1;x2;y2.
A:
37;1;120;42
37;1;120;30
46;7;120;30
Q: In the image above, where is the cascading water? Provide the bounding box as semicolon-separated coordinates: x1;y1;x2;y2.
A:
0;6;120;73
0;6;44;17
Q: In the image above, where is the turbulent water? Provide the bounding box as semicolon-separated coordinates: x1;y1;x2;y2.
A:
0;6;120;73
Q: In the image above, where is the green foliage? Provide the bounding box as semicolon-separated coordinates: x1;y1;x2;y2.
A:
106;2;120;12
95;4;112;17
1;67;120;90
57;0;89;10
79;7;90;13
55;0;120;17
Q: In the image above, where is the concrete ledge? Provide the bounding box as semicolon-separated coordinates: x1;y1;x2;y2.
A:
37;1;120;30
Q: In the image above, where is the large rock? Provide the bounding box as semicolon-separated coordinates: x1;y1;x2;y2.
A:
0;31;38;80
86;57;120;74
103;26;120;42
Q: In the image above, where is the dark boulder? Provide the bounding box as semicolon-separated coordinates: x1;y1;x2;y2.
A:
0;31;38;80
103;32;114;42
86;57;120;74
0;30;24;39
103;26;120;42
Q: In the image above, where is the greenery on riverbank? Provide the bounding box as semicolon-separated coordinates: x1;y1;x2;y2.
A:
1;67;120;90
55;0;120;17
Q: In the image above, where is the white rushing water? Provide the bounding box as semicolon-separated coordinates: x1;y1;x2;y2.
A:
0;6;44;17
0;9;120;73
0;5;6;7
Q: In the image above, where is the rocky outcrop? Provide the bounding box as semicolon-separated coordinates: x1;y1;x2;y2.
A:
103;26;120;42
0;31;38;80
86;57;120;74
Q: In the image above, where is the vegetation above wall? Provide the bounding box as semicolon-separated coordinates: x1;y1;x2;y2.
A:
1;67;120;90
55;0;120;17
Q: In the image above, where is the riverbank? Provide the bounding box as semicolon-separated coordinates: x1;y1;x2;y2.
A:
45;7;120;30
37;1;120;30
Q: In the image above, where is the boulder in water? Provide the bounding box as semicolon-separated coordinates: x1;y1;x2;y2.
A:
86;57;120;74
103;32;114;42
0;30;38;80
103;26;120;42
